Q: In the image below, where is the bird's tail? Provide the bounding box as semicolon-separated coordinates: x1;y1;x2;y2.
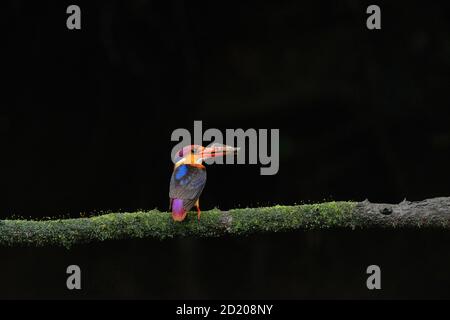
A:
171;198;187;221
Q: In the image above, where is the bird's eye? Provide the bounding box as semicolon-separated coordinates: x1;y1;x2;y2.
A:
192;148;197;154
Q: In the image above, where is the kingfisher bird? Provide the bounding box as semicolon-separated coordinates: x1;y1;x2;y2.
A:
169;144;238;222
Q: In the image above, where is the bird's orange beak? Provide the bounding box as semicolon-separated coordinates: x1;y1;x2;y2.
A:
200;144;239;160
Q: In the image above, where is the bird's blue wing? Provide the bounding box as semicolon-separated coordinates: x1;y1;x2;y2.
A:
169;164;207;210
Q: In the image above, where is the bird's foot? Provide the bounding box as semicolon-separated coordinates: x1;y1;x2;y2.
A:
196;206;201;221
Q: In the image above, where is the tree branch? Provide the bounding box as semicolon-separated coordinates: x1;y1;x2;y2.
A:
1;197;449;248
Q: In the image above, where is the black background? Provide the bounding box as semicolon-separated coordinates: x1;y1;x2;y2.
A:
2;0;450;299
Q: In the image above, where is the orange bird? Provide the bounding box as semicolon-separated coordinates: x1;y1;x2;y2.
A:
169;144;238;221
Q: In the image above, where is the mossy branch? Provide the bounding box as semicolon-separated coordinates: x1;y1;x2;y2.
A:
1;197;449;248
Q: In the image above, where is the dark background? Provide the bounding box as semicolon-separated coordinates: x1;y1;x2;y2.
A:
2;0;450;299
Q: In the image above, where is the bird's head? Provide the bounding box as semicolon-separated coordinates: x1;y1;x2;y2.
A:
173;144;239;167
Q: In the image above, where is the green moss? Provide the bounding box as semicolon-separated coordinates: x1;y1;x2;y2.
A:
228;202;356;234
0;202;356;249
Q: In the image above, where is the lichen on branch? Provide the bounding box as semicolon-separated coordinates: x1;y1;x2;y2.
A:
1;197;449;249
